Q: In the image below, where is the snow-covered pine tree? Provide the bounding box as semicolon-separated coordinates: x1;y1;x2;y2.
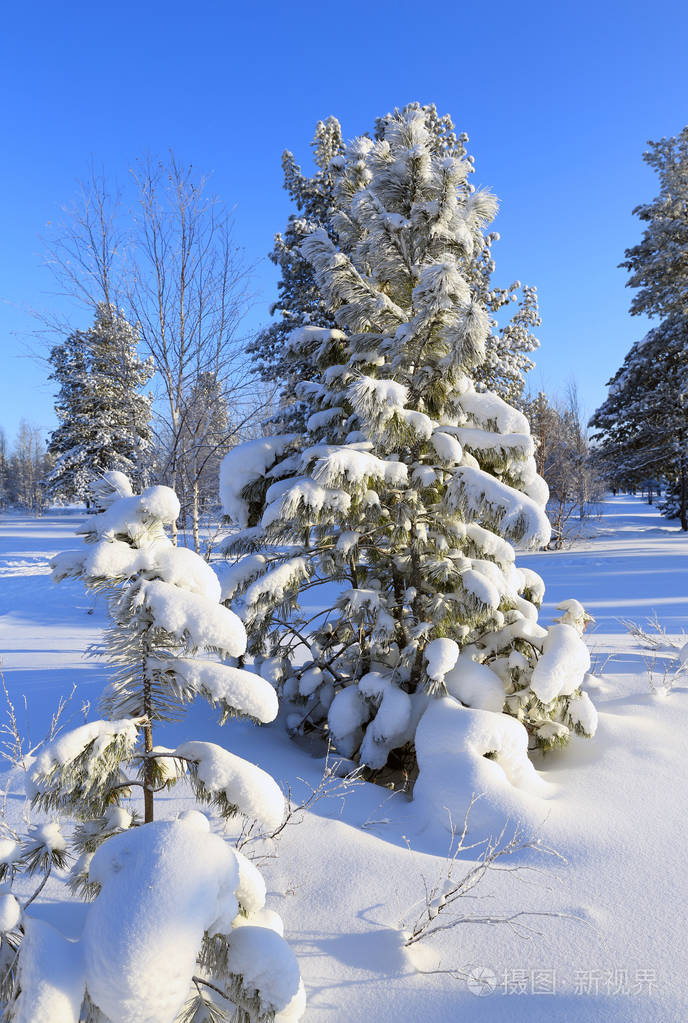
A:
220;107;597;779
247;117;344;425
620;126;688;321
47;304;154;502
0;472;304;1023
590;314;688;527
250;103;540;414
591;127;688;526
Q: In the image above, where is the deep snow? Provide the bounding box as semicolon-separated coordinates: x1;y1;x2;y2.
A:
1;496;688;1021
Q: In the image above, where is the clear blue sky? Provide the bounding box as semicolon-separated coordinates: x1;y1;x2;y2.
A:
2;0;687;443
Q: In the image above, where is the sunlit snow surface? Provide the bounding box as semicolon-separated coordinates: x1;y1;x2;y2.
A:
1;497;687;1020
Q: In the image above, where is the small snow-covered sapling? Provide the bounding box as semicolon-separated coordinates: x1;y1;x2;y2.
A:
0;472;305;1023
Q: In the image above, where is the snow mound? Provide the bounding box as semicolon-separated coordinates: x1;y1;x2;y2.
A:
12;918;84;1023
139;485;181;525
430;430;463;464
348;375;408;420
414;697;551;836
29;718;140;790
80;486;179;543
424;638;459;681
444;653;505;712
233;847;267;916
93;470;133;503
327;686;369;757
459;388;529;435
220;435;301;527
530;624;591;704
0;892;21;932
243;557;311;620
137;579;246;657
358;673;413;769
554;598;595;635
176;741;286;831
447;465;551;548
83;815;238;1023
50;548;86;582
567;691;599;735
152;545;222;602
82;538;145;581
214;554;267;601
169;657;279;722
225;925;306;1021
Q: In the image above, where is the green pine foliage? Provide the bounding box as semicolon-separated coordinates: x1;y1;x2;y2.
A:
592;126;688;527
221;106;597;776
250;103;540;413
47;304;154;502
590;314;688;527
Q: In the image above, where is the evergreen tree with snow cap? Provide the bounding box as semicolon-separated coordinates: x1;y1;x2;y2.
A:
592;129;688;527
221;106;597;780
590;313;688;526
247;116;344;421
1;471;305;1023
249;103;540;415
47;304;154;502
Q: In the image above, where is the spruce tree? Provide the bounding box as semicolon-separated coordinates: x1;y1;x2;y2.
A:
592;127;688;525
250;104;540;413
221;107;596;776
0;472;304;1022
47;304;154;502
590;314;688;526
620;127;688;320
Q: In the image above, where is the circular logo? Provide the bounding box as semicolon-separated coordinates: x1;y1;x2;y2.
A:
465;965;498;997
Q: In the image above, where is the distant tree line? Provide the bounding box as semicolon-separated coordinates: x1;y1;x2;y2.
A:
0;421;51;512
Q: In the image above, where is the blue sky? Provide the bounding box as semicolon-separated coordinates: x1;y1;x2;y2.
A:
2;0;687;443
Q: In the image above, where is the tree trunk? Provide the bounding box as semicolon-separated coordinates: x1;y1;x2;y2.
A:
192;480;200;554
143;719;155;823
170;467;178;546
142;641;155;823
681;461;688;532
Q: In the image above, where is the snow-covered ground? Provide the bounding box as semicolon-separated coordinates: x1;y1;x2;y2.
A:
1;496;687;1021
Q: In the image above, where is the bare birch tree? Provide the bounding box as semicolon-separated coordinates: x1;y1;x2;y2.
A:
525;385;604;548
126;155;256;545
43;154;260;548
44;161;126;320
